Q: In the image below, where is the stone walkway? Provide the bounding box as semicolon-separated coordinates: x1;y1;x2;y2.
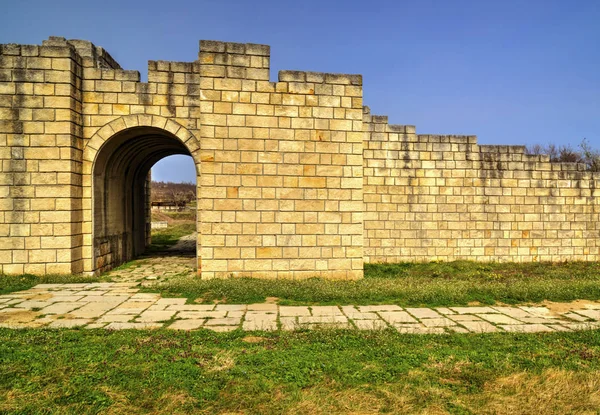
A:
1;282;600;333
106;254;196;283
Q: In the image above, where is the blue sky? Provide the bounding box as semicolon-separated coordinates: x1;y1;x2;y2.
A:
3;0;599;182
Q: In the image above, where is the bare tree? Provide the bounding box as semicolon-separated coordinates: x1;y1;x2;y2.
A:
526;139;599;171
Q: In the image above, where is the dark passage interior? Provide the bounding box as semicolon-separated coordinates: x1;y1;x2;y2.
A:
92;127;194;273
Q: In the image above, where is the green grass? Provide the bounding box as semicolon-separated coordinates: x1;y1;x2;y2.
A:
147;223;196;252
0;274;102;296
144;261;600;306
2;260;599;308
1;328;600;414
151;211;196;221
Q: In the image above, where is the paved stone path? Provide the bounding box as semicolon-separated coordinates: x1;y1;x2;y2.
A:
106;254;196;283
1;282;600;333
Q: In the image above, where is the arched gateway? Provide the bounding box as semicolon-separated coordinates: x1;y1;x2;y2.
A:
83;116;201;274
0;37;598;278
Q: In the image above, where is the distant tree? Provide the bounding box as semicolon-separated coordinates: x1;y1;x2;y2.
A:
150;181;196;203
526;139;599;171
580;138;600;172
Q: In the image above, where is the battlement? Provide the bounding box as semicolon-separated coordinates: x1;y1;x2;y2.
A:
198;39;270;80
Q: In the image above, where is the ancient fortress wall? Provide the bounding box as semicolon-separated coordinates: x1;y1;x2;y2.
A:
0;37;364;278
0;36;598;278
363;110;600;262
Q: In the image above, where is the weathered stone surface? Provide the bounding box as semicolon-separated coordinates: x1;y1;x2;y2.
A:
40;302;82;314
279;306;310;317
353;319;388;330
298;315;348;324
168;319;205;330
448;314;483;322
477;314;523;325
177;311;227;319
573;310;600;321
97;314;132;323
406;308;442;319
310;306;343;316
137;310;176;322
204;317;241;326
420;318;456;327
379;312;418;324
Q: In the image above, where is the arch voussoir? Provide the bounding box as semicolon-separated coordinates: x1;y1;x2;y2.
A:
83;115;201;169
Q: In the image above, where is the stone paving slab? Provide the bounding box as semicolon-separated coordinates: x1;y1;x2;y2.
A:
574;309;600;320
476;313;523;325
168;319;205;330
406;308;442;319
1;283;600;334
421;317;456;327
379;311;418;324
279;306;310;317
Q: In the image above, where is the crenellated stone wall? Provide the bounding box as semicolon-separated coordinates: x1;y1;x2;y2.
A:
0;36;598;278
363;108;600;263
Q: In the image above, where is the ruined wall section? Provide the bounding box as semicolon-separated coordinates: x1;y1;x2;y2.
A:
198;41;364;279
363;108;600;263
0;38;84;275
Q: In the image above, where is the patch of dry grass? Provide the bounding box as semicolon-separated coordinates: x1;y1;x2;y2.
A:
2;329;600;414
467;369;600;414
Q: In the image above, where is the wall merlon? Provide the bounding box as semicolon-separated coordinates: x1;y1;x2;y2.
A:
0;44;22;55
199;40;270;57
245;43;270;56
199;40;226;53
278;70;305;82
370;115;388;124
147;60;194;73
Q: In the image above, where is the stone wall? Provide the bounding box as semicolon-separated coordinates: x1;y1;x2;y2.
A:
0;39;83;275
0;36;598;278
197;41;364;279
363;108;600;262
0;37;364;278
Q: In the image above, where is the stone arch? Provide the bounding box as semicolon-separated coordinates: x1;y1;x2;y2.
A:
83;115;201;170
81;115;201;275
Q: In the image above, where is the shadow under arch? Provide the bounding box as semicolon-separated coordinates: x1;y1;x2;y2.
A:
87;118;200;274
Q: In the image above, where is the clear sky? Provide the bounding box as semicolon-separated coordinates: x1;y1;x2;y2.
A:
2;0;599;183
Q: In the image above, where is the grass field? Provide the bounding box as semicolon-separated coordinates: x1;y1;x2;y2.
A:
1;328;599;414
145;261;600;307
2;228;600;414
146;222;196;252
1;259;599;308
